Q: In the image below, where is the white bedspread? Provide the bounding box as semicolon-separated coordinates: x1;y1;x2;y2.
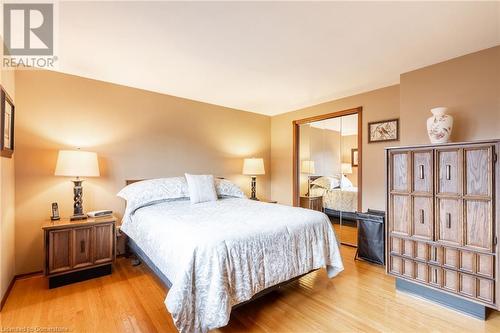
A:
120;198;343;333
311;186;358;212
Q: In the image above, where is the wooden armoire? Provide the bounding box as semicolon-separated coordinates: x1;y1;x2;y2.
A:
386;140;499;315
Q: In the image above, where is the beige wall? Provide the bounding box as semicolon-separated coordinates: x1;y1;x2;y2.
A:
271;85;400;209
400;46;500;145
0;67;15;301
14;70;271;274
341;134;358;186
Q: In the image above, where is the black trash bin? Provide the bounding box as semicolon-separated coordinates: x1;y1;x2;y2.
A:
356;209;385;265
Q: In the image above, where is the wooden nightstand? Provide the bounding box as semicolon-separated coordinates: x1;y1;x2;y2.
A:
42;215;116;288
300;195;323;212
116;224;128;256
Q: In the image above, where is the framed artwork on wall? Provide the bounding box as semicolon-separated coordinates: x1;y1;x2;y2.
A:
1;86;15;158
351;148;358;167
368;118;399;143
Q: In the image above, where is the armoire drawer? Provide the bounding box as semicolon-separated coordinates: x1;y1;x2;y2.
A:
390;237;402;255
477;253;494;278
389;255;403;275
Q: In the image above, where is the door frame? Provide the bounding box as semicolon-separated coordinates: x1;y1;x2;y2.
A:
292;106;363;209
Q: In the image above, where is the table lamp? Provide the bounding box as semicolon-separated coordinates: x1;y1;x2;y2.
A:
55;149;100;220
242;158;265;200
341;162;352;188
341;162;352;175
301;160;315;196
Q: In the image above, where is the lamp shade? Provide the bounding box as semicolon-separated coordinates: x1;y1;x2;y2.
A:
301;160;315;174
55;150;100;177
242;158;265;175
341;163;352;174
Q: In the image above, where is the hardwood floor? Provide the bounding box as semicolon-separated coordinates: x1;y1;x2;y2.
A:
1;246;500;332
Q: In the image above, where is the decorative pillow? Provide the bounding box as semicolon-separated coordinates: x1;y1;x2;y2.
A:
215;178;246;198
185;174;218;204
117;177;189;216
311;176;340;190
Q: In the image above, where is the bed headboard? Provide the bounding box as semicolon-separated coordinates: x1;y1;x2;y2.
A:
308;175;322;182
125;177;226;186
126;179;143;185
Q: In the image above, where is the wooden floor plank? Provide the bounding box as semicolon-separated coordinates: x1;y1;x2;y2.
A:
1;246;499;332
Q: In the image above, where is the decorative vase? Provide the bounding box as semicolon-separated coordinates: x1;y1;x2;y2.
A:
426;107;453;144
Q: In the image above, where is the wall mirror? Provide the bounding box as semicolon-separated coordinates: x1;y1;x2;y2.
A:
293;107;362;246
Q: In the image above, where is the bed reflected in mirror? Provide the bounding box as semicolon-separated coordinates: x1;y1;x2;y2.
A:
296;110;361;247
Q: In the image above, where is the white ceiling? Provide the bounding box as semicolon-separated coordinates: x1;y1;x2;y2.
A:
54;1;499;116
310;114;358;136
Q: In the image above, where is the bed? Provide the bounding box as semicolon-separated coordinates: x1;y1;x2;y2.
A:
118;177;344;333
309;175;358;220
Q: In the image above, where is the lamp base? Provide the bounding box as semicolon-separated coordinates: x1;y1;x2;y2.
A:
70;214;87;221
249;176;259;201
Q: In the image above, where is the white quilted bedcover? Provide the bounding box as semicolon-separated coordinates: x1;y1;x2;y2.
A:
121;198;344;333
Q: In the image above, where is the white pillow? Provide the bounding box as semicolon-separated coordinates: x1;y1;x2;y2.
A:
117;177;189;216
185;174;218;204
340;175;354;188
215;178;246;198
311;176;340;190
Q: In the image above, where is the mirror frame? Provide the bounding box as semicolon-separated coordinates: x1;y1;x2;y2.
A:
292;106;362;209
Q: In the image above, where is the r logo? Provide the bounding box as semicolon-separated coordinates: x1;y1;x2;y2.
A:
3;3;53;56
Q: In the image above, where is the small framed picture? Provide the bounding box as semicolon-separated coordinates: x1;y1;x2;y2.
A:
351;148;358;167
368;118;399;143
1;86;15;158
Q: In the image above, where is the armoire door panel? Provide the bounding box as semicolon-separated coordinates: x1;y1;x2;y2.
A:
412;196;433;240
464;146;492;197
390;195;410;236
391;152;410;192
437;198;461;246
437;149;460;195
413;150;433;194
464;200;492;251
